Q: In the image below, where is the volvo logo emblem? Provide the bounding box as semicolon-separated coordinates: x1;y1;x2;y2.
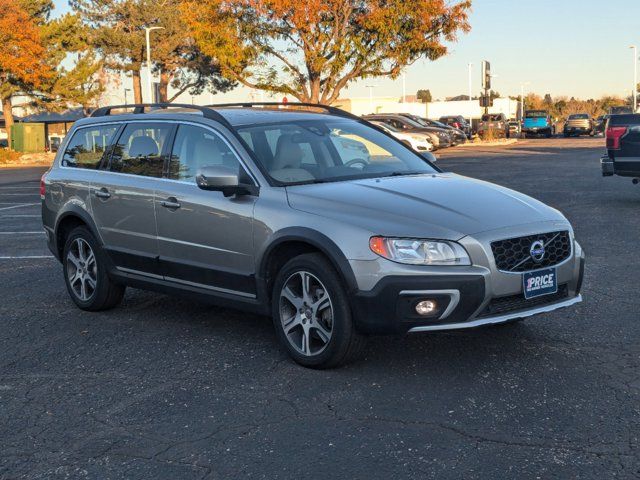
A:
530;240;545;262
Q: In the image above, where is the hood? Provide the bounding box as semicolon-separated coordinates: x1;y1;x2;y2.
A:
286;173;566;240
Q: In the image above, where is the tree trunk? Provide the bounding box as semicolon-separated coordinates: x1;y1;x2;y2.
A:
158;71;170;103
2;97;14;150
132;70;143;104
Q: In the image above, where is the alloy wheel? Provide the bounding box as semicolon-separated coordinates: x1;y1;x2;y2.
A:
66;238;97;301
279;271;334;357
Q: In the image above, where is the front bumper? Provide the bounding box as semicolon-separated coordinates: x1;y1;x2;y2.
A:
349;223;585;334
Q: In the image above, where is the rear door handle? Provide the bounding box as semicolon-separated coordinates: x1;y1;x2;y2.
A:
94;188;111;199
160;198;181;209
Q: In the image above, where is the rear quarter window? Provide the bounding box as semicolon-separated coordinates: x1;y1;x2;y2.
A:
62;125;119;169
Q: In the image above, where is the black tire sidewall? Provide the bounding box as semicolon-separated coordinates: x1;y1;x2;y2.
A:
271;254;355;368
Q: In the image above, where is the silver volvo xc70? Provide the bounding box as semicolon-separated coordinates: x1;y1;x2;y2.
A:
41;103;585;368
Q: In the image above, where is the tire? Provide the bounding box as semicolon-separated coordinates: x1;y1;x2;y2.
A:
62;226;125;311
563;132;569;138
545;129;552;138
271;253;366;369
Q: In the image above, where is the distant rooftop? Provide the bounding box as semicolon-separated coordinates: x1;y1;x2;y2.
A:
20;108;85;123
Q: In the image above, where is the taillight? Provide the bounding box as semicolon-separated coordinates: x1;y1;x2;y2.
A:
606;126;628;149
453;122;460;128
39;174;46;199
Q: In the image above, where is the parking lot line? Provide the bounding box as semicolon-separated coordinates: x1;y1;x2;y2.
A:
0;203;40;211
0;232;44;235
0;193;40;196
0;256;54;259
0;215;41;218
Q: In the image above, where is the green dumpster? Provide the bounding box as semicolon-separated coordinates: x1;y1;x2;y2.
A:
11;123;46;152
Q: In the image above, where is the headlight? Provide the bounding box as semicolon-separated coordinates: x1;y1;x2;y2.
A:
369;237;471;266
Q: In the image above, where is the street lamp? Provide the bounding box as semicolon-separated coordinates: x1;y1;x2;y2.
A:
467;62;473;129
520;81;531;121
145;26;164;103
630;45;637;112
365;85;379;113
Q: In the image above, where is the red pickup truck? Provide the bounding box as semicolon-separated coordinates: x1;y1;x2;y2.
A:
601;114;640;183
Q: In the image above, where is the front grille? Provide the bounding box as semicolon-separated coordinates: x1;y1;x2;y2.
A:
477;284;569;318
491;231;571;272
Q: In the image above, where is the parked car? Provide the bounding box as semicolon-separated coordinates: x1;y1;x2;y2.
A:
362;114;452;149
522;110;555;138
42;102;584;368
563;114;594;137
439;115;472;139
397;114;467;145
601;113;640;183
593;115;609;135
477;113;509;139
508;120;521;137
369;121;434;154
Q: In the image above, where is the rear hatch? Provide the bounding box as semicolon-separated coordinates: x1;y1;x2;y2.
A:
565;116;590;129
523;116;549;129
479;115;505;131
606;114;640;175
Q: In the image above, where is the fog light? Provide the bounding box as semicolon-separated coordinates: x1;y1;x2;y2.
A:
415;300;437;316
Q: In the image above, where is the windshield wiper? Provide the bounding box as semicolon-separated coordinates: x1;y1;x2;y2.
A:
381;170;428;178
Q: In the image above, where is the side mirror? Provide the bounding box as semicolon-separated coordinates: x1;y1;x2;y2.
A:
196;165;258;197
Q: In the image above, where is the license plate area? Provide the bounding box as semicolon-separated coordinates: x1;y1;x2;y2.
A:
523;267;557;299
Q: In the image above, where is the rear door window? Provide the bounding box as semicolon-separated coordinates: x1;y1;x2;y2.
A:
61;125;119;169
109;123;173;178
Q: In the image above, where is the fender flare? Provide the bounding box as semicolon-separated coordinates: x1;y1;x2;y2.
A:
53;204;103;256
256;227;358;295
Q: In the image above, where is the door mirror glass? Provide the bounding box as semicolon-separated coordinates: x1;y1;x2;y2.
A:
196;166;257;197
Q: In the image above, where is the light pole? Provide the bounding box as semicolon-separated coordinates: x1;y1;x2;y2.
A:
124;88;131;105
630;45;637;112
467;62;473;130
145;26;164;103
365;85;378;113
520;82;530;121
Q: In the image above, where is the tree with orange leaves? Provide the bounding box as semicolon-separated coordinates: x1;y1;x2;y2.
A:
0;0;53;147
182;0;471;104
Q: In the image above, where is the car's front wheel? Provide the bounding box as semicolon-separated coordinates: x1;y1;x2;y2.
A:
272;253;365;369
62;226;125;311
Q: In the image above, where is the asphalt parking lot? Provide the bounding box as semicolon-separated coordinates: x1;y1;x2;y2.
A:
1;137;639;479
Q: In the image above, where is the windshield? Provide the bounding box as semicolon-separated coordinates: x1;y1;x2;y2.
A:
481;114;503;121
371;121;398;133
236;119;437;185
568;114;589;119
525;110;548;118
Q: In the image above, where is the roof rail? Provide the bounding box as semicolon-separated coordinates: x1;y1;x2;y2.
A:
206;102;361;121
90;103;233;129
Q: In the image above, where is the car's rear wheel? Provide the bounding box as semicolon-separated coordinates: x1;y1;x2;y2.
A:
272;253;365;369
63;226;125;311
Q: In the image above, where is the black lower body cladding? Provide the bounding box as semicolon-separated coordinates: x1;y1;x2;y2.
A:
351;275;486;334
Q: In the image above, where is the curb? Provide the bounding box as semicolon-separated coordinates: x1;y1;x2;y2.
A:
455;138;518;148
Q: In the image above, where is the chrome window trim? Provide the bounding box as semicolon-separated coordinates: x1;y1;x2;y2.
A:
399;289;460;320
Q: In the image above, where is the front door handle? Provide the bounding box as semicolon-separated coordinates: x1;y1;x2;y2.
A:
94;188;111;199
160;197;181;209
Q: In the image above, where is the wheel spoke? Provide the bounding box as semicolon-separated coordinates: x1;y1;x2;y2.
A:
77;239;86;262
86;250;95;269
281;286;302;309
300;272;311;300
80;277;87;300
67;251;80;269
86;276;96;290
301;329;310;355
312;323;331;344
312;294;330;313
283;314;301;335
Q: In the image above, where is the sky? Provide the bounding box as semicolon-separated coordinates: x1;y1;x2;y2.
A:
51;0;640;103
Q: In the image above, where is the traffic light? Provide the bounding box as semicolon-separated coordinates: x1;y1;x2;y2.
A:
481;61;491;90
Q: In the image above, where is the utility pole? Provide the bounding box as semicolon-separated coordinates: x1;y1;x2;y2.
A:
481;60;491;115
145;26;164;103
631;45;637;112
520;82;530;121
